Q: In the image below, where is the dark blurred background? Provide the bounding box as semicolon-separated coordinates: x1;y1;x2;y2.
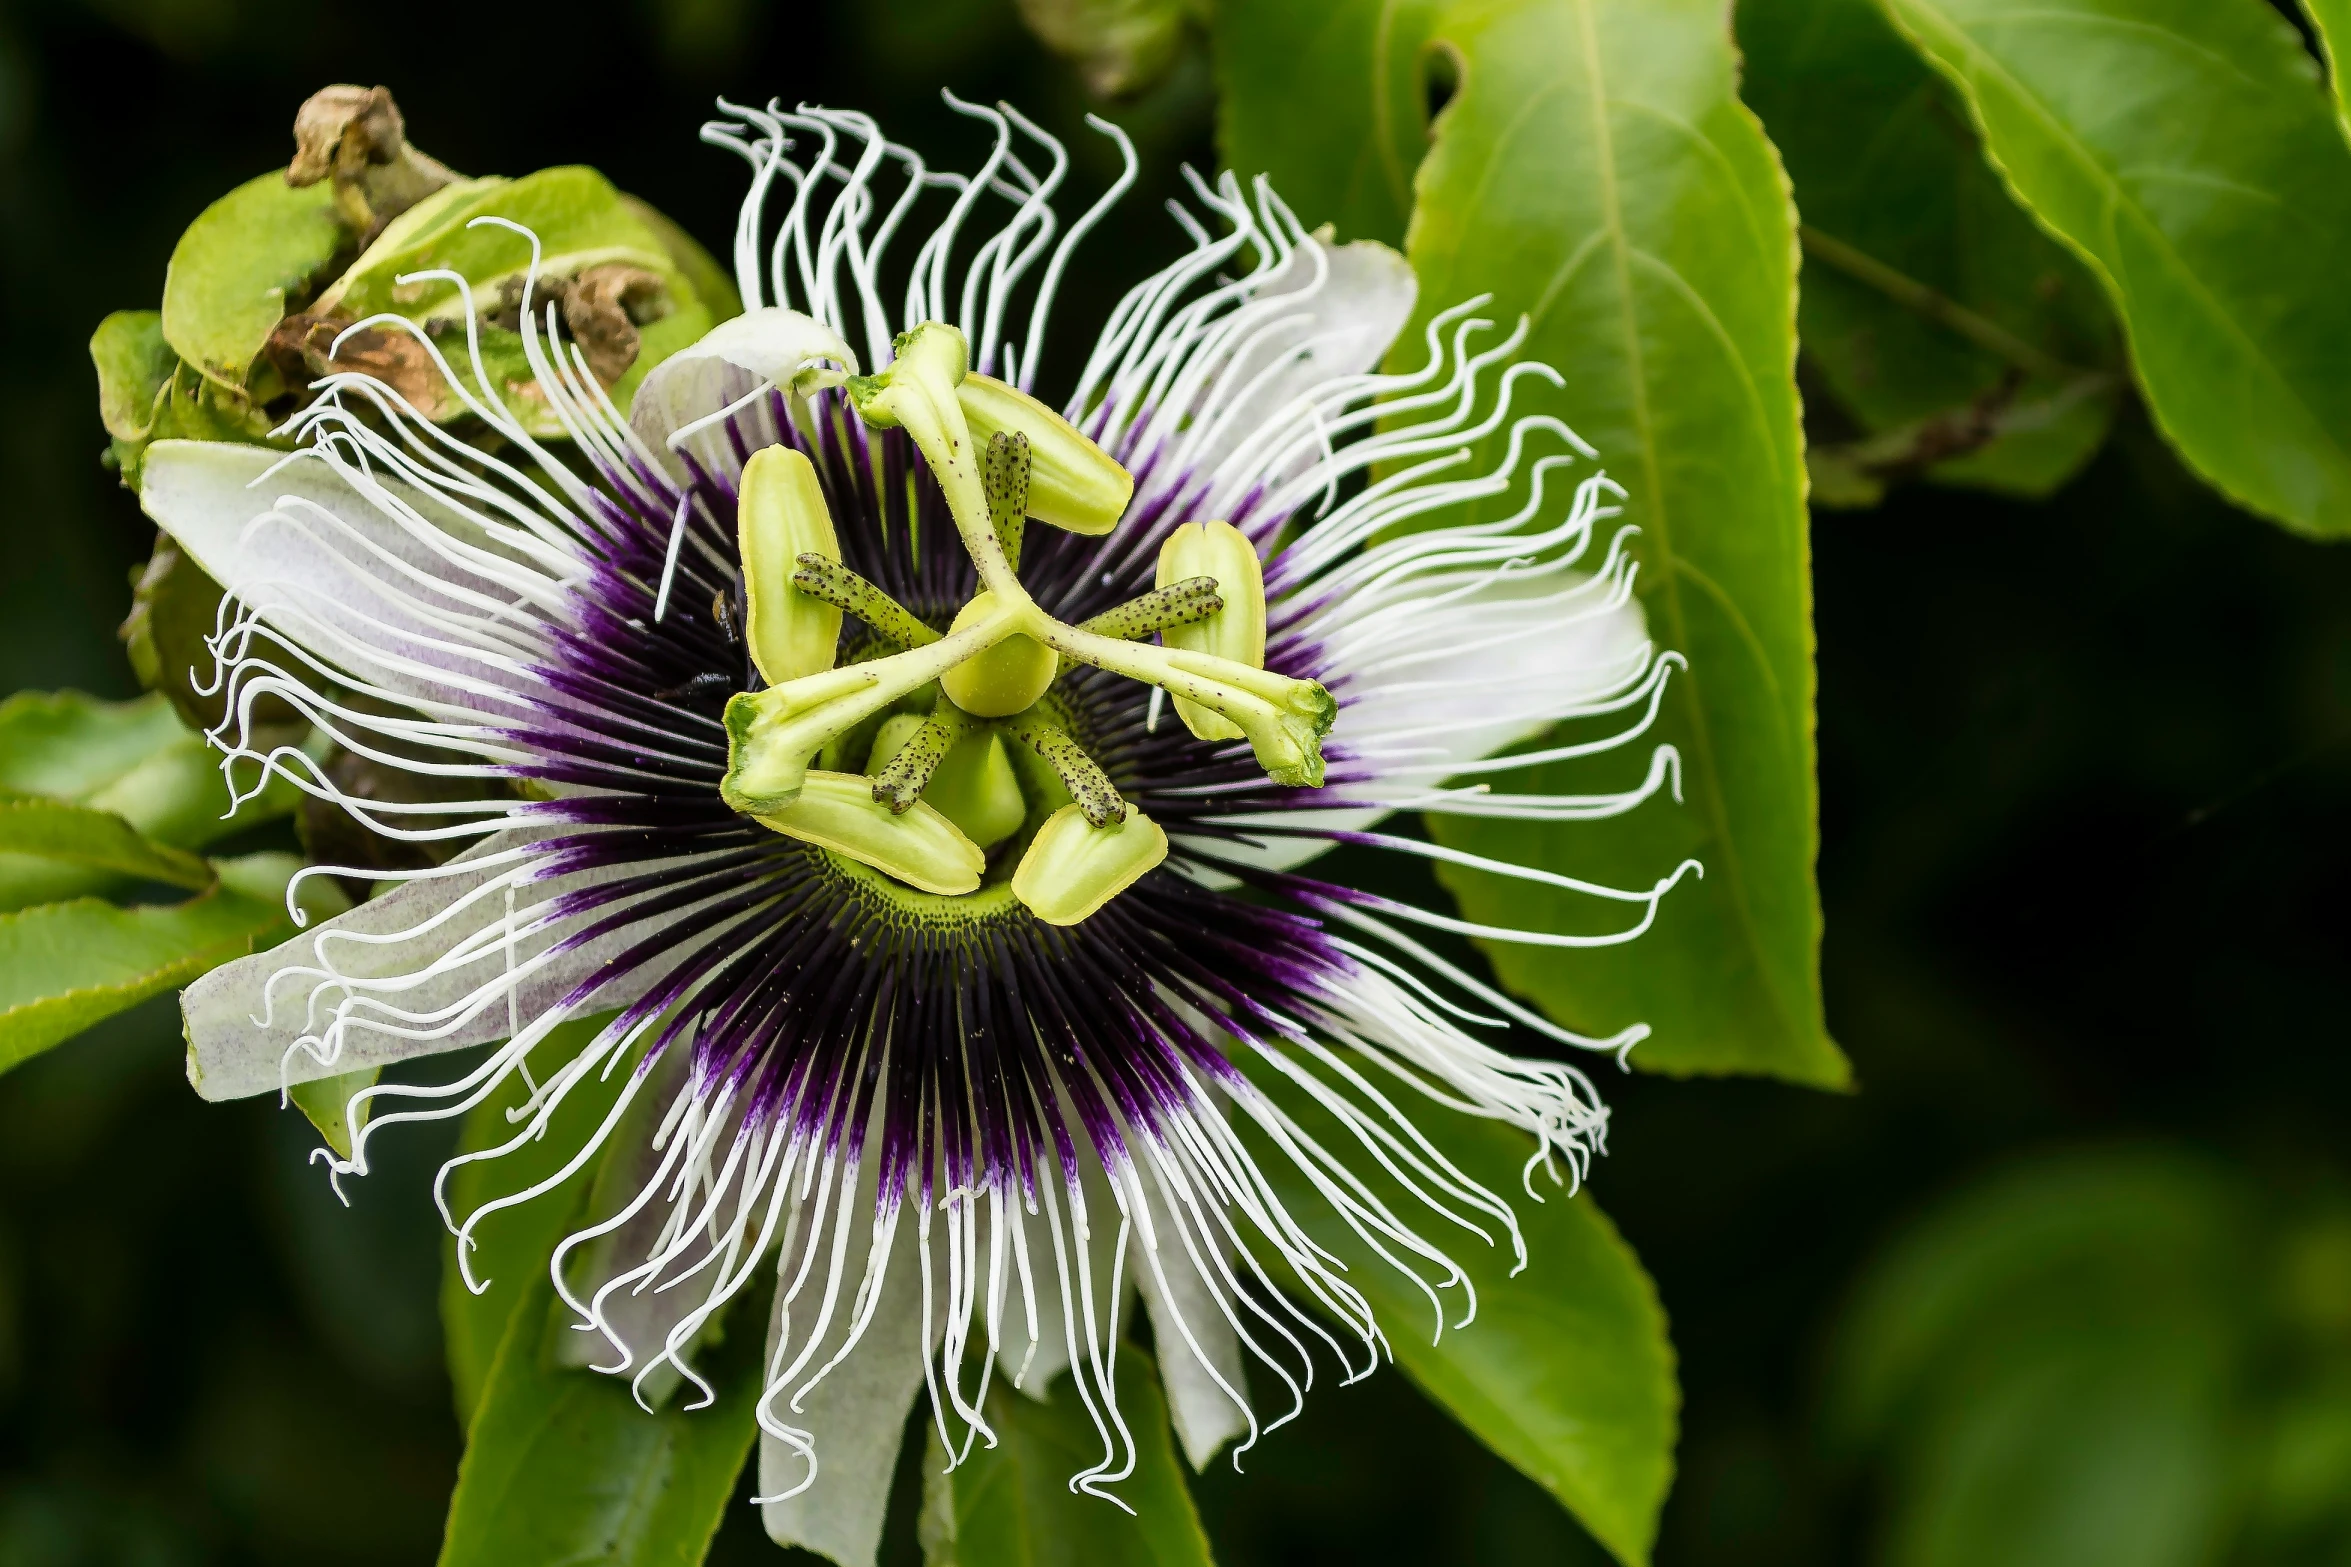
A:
2;2;2347;1564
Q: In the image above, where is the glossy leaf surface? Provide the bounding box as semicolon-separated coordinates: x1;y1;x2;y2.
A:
1225;0;1841;1084
439;1265;764;1567
1876;0;2351;538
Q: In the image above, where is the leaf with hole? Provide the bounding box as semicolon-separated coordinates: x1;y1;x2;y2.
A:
1215;0;1443;247
1224;0;1842;1083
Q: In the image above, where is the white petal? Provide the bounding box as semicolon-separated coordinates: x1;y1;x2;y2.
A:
1134;1179;1249;1470
1190;571;1652;878
1239;235;1419;416
631;308;858;487
141;439;576;721
761;1193;926;1567
1332;570;1652;777
181;829;707;1102
1135;235;1417;521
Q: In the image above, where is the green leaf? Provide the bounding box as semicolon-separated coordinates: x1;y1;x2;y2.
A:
1738;0;2121;501
1214;0;1441;247
91;311;249;490
439;1260;765;1567
0;851;304;1074
0;688;289;847
288;1065;380;1160
1873;0;2351;539
1220;0;1839;1083
90;309;178;444
161;169;349;392
315;166;720;427
0;796;215;890
0;688;194;802
440;1017;638;1423
1239;1060;1675;1567
0;690;295;911
2310;0;2351;144
1828;1148;2254;1567
919;1349;1216;1567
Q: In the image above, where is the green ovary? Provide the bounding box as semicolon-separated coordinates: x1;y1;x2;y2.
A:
939;593;1056;717
867;717;1029;852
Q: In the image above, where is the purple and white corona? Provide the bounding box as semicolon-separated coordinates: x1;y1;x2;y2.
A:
149;99;1694;1563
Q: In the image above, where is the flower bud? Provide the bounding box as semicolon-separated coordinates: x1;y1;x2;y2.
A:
755;771;984;895
957;374;1132;535
940;592;1057;717
1012;804;1169;926
1156;520;1267;742
738;446;842;685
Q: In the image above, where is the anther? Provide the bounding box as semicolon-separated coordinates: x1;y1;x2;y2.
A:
738;445;840;683
984;430;1030;573
1005;714;1126;828
871;707;970;813
1078;576;1224;641
790;554;940;649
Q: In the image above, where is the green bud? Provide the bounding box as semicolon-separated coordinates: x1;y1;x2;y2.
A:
1156;520;1268;743
1011;803;1169;926
957;374;1133;536
940;592;1057;718
738;446;842;685
754;771;984;896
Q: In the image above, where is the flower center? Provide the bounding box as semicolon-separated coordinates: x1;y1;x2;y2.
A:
717;320;1337;924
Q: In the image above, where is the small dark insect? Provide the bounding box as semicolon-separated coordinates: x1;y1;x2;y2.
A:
653;671;736;704
712;587;744;647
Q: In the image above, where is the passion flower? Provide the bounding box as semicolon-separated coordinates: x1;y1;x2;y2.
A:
151;99;1694;1565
